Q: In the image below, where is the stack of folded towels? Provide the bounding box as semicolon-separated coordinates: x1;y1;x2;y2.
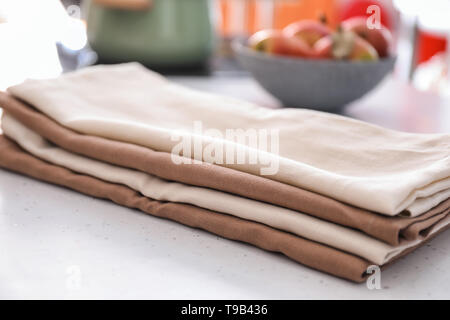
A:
0;63;449;282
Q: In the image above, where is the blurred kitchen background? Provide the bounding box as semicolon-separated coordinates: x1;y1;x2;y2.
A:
0;0;449;98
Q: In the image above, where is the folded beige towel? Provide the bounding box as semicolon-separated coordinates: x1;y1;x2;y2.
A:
8;63;450;216
2;135;450;283
1;91;448;247
0;136;372;283
4;112;450;265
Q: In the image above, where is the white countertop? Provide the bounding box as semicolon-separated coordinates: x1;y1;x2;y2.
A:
1;75;450;299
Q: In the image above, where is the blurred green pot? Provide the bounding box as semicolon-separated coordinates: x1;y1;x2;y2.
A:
85;0;214;68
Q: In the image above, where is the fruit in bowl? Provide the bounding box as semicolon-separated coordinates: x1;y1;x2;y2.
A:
282;16;332;57
248;30;288;54
314;28;379;61
341;17;392;58
234;16;396;111
248;29;312;57
246;16;393;61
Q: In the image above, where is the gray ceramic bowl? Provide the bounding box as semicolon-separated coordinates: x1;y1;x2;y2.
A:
233;41;396;111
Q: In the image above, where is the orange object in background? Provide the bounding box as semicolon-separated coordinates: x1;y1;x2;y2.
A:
273;0;338;30
219;0;339;37
417;31;447;64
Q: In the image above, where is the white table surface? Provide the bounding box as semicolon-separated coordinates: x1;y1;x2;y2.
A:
1;75;450;300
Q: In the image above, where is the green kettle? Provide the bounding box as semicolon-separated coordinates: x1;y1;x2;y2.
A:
85;0;215;68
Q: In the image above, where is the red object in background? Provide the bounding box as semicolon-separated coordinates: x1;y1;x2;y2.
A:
340;0;392;30
340;1;448;65
417;31;447;64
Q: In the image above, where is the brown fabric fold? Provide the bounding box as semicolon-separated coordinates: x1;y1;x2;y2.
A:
1;92;448;246
0;135;371;282
2;135;450;283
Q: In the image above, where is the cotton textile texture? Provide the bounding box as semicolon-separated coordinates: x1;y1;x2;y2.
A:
0;135;373;283
8;63;450;216
4;112;449;265
1;92;449;247
2;135;450;283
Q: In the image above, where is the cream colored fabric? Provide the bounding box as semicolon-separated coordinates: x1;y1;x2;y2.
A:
4;113;450;265
8;63;450;216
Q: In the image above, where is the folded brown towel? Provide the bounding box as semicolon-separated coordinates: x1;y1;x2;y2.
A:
1;135;449;282
1;92;448;246
0;134;371;282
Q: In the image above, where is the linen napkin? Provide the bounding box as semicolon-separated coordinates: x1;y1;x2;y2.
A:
0;92;448;246
0;135;370;283
1;135;450;283
8;63;450;216
3;112;450;265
